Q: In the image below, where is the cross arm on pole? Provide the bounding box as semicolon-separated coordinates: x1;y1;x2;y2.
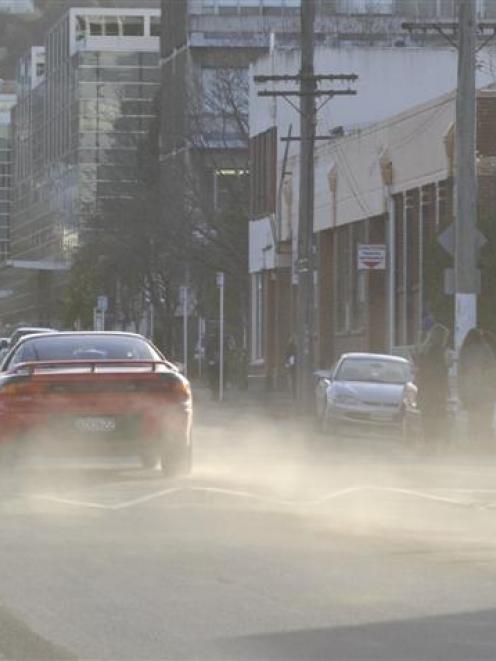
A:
257;89;357;97
254;73;358;83
402;20;496;50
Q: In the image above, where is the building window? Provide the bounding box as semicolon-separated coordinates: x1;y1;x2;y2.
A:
88;18;104;36
122;16;145;36
250;127;276;219
150;16;161;37
335;221;367;334
251;272;264;361
339;0;393;13
105;19;120;36
214;168;249;211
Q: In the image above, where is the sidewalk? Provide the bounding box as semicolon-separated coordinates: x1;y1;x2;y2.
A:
192;383;297;419
192;383;496;460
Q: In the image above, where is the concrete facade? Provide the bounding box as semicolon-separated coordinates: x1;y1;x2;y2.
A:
248;43;496;388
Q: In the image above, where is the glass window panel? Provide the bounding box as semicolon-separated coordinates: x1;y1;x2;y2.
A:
79;132;99;148
120;99;154;114
89;18;104;36
150;16;161;36
99;68;144;83
76;16;86;40
141;68;159;82
122;16;145;36
79;82;158;99
78;148;99;163
79;52;98;66
97;53;140;66
140;53;159;66
79;83;99;98
105;19;120;36
79;67;98;82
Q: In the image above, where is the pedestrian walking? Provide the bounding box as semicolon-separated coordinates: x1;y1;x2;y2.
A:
458;328;496;448
207;347;220;401
285;336;297;401
415;323;450;450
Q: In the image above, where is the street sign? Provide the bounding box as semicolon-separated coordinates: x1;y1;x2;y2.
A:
296;257;310;273
437;223;487;257
216;272;224;288
93;308;105;331
96;295;108;312
357;244;386;270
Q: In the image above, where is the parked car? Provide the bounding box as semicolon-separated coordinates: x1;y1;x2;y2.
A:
315;352;414;438
8;326;56;349
0;337;9;363
0;331;192;474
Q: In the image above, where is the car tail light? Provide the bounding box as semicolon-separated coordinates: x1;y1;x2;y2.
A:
0;375;32;396
159;373;191;399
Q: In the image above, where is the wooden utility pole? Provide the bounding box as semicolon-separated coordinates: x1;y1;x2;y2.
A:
403;2;496;351
454;0;478;351
296;0;317;408
255;4;357;410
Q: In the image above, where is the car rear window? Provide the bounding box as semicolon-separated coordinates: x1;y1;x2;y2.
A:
9;335;160;366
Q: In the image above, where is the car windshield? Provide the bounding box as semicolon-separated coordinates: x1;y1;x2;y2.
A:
8;335;160;366
336;358;410;384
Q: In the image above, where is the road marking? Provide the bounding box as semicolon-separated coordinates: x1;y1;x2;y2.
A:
111;487;182;510
33;483;493;512
37;487;182;511
35;495;117;510
367;486;471;507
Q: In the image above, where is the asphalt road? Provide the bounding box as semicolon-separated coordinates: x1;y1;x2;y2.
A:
2;401;496;660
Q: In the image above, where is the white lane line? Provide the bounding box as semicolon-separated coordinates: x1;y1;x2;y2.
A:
111;487;182;510
35;495;115;510
33;485;365;511
368;486;471;507
36;487;182;511
33;484;496;512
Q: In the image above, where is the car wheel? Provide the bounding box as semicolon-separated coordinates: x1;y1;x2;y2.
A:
321;406;336;438
314;397;326;432
161;438;192;477
0;441;18;471
402;414;418;447
139;443;160;470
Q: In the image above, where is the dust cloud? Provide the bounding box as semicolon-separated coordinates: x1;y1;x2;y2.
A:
2;405;496;552
192;406;496;550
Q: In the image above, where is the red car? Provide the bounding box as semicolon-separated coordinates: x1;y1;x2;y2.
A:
0;332;192;474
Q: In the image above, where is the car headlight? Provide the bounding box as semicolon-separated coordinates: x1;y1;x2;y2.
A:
403;386;418;409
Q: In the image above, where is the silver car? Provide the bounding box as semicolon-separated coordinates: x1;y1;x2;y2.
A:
316;352;413;437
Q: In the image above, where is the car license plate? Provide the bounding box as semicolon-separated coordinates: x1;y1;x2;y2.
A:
74;417;117;433
371;411;393;421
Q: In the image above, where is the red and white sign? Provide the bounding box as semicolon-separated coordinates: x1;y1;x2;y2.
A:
357;244;386;271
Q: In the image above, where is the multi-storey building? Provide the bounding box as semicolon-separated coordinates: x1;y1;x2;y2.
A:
0;0;34;13
0;82;16;264
4;6;160;327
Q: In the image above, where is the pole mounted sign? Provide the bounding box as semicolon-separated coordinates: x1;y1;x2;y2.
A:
357;244;386;271
96;295;108;312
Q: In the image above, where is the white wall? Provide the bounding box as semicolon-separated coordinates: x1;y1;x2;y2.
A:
250;46;496;140
249;217;276;274
249;44;496;272
312;91;456;231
